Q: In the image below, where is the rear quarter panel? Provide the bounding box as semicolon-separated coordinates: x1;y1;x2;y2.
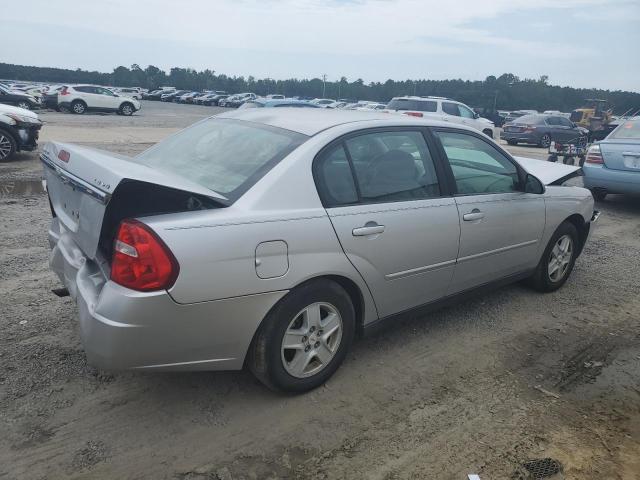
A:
150;208;369;305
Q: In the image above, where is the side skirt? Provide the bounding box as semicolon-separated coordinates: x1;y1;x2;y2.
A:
362;270;534;337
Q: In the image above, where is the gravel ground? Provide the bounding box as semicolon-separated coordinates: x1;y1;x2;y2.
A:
1;101;639;480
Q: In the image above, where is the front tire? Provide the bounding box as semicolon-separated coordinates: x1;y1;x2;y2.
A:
0;128;17;161
119;102;134;116
71;100;86;114
539;133;552;148
248;279;355;393
528;221;579;292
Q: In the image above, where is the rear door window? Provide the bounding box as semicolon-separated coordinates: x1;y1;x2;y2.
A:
345;131;441;203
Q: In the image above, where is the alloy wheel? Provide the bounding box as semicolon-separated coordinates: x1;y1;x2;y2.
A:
17;102;30;110
73;103;85;114
0;134;13;159
541;134;551;148
281;302;343;378
548;234;573;282
122;105;133;115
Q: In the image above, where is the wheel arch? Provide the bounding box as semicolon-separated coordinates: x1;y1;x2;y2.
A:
248;273;369;355
563;213;590;256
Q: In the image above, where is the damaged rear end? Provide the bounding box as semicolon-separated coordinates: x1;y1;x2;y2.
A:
42;141;225;298
41;117;305;371
41;142;230;370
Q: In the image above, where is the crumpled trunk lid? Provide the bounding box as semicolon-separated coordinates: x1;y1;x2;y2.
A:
41;141;226;260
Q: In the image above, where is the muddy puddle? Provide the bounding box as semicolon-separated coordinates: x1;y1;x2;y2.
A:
0;179;46;198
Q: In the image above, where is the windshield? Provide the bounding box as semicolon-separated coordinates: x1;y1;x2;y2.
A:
135;118;307;201
609;119;640;139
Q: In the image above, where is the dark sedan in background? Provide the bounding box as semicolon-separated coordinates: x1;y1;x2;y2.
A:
501;114;588;148
0;85;41;110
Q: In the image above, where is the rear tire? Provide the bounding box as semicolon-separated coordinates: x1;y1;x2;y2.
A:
248;279;355;393
507;140;518;146
528;221;579;293
0;128;17;161
71;100;86;114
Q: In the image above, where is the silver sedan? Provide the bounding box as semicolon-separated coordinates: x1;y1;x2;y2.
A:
42;109;597;392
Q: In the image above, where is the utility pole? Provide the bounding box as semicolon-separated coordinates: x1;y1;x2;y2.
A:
322;74;327;98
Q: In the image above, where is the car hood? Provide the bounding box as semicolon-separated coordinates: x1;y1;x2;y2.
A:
0;103;40;120
514;156;580;185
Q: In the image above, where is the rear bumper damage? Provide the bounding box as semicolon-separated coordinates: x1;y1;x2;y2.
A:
48;218;286;372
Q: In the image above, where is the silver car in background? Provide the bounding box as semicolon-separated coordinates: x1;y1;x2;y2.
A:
42;109;597;392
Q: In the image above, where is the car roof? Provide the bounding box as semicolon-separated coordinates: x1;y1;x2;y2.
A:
216;108;456;136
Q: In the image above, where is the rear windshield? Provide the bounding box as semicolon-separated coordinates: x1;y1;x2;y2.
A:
135;118;307;201
513;114;545;124
609;119;640;139
386;99;437;112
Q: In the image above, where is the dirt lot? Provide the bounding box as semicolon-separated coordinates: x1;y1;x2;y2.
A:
1;101;639;480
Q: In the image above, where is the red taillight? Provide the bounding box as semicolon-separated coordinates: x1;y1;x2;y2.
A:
58;150;70;162
60;87;69;96
523;124;537;133
585;145;604;164
403;111;423;117
110;220;179;292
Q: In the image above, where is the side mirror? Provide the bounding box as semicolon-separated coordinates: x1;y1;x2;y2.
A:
524;174;544;194
474;112;480;119
572;122;577;128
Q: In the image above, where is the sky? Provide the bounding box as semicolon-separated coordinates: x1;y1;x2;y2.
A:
2;0;639;92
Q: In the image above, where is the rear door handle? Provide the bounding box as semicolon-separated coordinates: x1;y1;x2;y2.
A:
622;152;640;157
463;209;485;221
352;222;385;236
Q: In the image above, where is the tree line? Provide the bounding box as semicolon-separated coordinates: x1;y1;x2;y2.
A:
1;62;639;114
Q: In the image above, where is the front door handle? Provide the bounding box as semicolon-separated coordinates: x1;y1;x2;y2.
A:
352;222;385;236
623;152;640;157
463;209;485;221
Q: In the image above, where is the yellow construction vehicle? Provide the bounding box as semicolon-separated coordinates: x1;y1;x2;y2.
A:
570;99;614;141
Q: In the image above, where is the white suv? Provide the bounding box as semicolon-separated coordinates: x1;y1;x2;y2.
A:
385;96;495;138
58;85;141;116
